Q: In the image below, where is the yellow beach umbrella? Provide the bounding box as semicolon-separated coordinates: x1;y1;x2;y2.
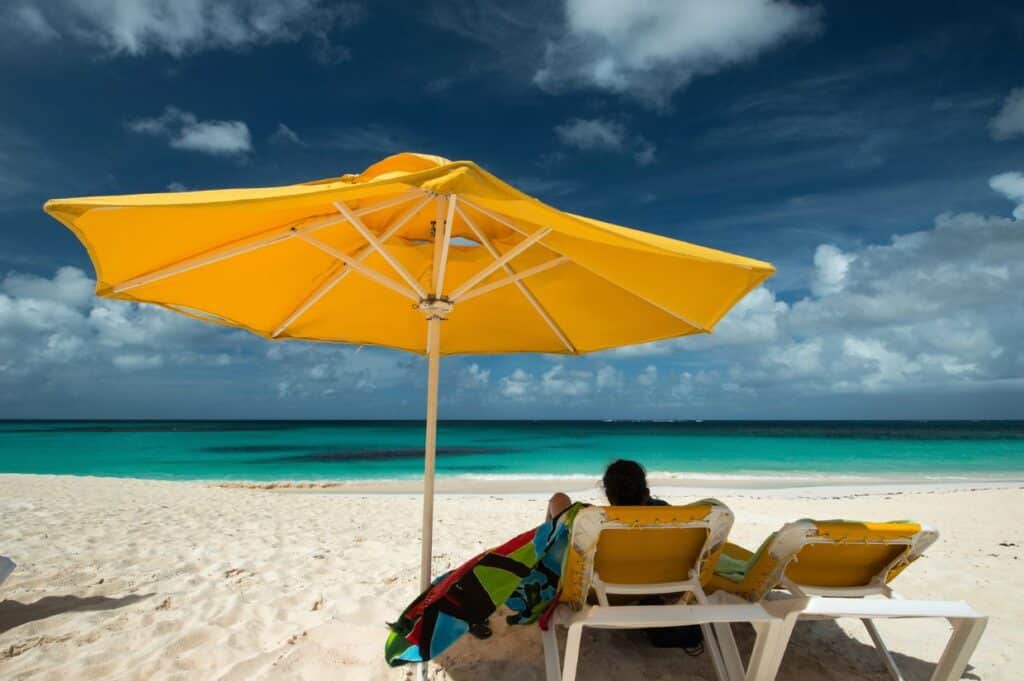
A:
44;152;774;588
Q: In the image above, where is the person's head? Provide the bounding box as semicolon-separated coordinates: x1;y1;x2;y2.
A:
602;459;650;505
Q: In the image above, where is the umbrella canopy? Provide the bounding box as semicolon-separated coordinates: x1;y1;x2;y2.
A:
45;152;775;587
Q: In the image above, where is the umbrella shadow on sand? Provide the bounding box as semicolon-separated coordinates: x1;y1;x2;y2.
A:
0;593;153;634
435;615;980;681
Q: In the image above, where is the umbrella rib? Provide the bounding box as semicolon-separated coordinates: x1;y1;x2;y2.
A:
447;226;551;301
334;199;427;300
295;232;420;302
271;194;433;338
459;199;709;332
270;263;349;339
433;195;456;296
109;189;423;295
455;257;570;302
455;204;575;353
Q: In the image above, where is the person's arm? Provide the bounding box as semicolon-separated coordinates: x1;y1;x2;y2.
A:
546;492;572;520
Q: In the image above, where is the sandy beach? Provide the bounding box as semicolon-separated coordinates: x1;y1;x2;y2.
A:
0;474;1020;680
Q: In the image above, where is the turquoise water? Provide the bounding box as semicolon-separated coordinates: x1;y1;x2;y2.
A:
1;421;1023;482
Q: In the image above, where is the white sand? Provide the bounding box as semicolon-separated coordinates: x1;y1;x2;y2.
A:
0;474;1020;680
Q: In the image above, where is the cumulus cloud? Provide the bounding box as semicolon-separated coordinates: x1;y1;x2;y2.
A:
598;173;1024;409
458;362;491;390
264;342;415;398
0;267;218;380
990;88;1024;141
554;118;656;165
0;266;416;414
811;244;855;296
498;365;593;400
535;0;821;108
635;365;658;387
3;266;93;307
497;363;668;403
989;172;1024;220
128;107;252;155
738;214;1020;395
499;368;533;399
595;365;622;391
6;0;363;59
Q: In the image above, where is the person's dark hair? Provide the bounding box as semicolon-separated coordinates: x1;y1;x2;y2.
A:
602;459;650;505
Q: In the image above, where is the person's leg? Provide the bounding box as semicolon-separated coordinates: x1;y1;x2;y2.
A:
547;492;572;520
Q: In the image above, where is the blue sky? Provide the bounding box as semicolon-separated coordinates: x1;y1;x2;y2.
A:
1;0;1023;419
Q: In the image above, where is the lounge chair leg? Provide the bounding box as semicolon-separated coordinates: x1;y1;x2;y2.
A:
861;618;905;681
561;623;584;681
703;623;730;681
712;621;746;681
744;612;798;681
542;625;561;681
929;617;987;681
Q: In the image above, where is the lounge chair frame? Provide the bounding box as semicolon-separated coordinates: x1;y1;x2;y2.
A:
541;505;794;681
710;521;987;681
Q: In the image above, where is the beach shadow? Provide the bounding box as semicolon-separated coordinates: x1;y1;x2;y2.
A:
763;618;982;680
435;617;981;681
0;593;153;634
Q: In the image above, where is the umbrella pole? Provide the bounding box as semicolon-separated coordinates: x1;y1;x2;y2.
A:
419;316;442;590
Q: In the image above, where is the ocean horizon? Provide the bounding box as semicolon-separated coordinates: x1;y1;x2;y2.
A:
2;419;1023;483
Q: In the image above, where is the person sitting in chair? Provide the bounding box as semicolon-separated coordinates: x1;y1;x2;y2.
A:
547;458;667;520
545;459;703;656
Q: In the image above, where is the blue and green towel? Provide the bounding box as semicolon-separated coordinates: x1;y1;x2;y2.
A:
385;503;583;666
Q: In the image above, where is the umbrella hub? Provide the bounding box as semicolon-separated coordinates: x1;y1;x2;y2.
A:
417;296;453;320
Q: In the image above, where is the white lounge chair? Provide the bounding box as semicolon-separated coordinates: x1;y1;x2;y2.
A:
540;503;795;681
707;520;988;681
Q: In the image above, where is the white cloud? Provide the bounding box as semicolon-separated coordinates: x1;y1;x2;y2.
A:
2;266;93;307
0;268;239;392
535;0;821;108
0;267;418;409
595;365;622;391
635;365;658;387
128;107;252;155
499;368;533;399
989;171;1024;220
458;362;491;390
600;172;1024;407
811;244;855;296
540;365;592;397
990;88;1024;141
498;364;595;400
554;117;655;166
263;342;414;397
7;1;363;58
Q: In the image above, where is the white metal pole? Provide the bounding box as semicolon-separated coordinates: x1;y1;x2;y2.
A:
419;316;442;590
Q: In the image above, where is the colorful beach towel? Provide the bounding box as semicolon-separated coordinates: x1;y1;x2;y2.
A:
385;503;582;666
